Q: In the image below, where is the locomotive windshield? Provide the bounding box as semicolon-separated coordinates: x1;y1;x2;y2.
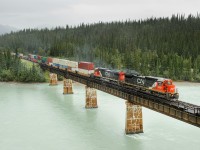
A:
167;81;172;85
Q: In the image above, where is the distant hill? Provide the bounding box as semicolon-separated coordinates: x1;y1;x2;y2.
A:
0;14;200;82
0;24;17;35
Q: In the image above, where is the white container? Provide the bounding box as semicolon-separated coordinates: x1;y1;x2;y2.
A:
30;55;35;59
52;58;60;64
67;61;78;68
19;53;23;57
78;68;94;75
59;59;69;66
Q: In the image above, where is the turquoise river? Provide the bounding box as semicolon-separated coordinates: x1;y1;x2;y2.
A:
0;82;200;150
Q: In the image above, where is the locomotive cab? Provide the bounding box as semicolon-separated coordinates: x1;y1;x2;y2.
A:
152;78;179;100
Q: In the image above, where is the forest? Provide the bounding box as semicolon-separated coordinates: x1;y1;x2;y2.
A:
0;14;200;81
0;51;46;82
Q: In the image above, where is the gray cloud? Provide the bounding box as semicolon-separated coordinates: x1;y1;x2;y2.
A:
0;0;199;29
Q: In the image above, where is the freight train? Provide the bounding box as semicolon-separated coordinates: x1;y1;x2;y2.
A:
25;54;179;100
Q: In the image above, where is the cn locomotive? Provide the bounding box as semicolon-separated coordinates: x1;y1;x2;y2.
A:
93;68;179;100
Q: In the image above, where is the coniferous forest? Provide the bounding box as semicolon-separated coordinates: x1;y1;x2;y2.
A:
0;14;200;82
0;51;46;82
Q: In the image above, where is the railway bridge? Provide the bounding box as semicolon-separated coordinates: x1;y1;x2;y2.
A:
40;63;200;134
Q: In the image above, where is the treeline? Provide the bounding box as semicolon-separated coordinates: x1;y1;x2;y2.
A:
0;50;46;82
0;14;200;81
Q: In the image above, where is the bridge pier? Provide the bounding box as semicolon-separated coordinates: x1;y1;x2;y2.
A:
85;86;98;108
63;79;73;94
125;100;143;134
49;73;58;86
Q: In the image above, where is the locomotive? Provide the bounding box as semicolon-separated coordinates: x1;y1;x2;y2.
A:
93;68;179;100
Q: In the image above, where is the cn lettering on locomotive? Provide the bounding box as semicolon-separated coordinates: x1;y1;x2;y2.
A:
137;78;145;85
105;71;111;77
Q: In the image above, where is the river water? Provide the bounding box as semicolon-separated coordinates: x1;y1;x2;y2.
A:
0;82;199;150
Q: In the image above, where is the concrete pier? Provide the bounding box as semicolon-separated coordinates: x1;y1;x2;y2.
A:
85;86;98;108
49;73;58;86
125;100;143;134
63;79;73;94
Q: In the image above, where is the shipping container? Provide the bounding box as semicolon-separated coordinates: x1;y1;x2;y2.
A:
33;55;37;59
59;59;69;66
38;55;42;60
17;53;23;59
68;61;78;68
60;65;68;69
52;58;60;64
53;63;60;67
31;58;37;63
78;62;94;70
28;54;33;60
28;54;32;59
41;57;47;63
78;68;94;75
47;57;53;64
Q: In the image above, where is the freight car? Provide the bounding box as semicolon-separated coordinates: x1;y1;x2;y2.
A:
78;62;95;75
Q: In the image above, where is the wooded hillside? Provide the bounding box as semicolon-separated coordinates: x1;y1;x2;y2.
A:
0;14;200;81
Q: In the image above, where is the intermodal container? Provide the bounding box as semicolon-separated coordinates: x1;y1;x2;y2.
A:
47;57;53;63
31;58;37;63
53;63;60;67
41;57;47;63
30;54;35;59
78;62;94;70
59;59;69;66
18;53;23;57
38;55;42;60
28;54;32;59
52;58;60;64
60;65;68;69
78;69;94;75
68;61;78;68
33;55;37;59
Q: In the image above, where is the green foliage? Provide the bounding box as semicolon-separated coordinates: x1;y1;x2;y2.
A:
0;14;200;81
0;50;46;82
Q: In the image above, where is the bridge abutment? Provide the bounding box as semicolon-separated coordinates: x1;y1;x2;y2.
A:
49;73;58;86
125;100;143;134
63;79;73;94
85;86;98;108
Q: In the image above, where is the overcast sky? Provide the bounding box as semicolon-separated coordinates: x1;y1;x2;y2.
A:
0;0;199;29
